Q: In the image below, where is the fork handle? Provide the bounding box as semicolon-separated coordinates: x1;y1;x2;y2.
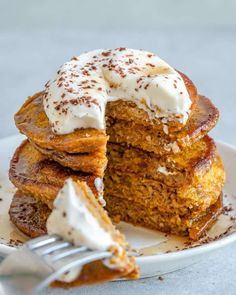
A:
0;278;24;295
0;275;38;295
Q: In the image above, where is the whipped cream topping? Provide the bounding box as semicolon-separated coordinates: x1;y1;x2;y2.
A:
43;48;192;134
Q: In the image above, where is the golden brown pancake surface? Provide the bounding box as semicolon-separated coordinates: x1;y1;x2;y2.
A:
31;141;107;177
15;92;108;154
106;95;219;155
9;190;49;237
9;140;102;209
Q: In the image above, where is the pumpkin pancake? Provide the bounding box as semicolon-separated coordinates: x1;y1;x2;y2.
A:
105;193;223;241
31;141;107;177
9;190;50;238
9;190;223;242
15;92;218;156
14;72;200;157
9;140;104;209
106;135;216;188
104;153;225;216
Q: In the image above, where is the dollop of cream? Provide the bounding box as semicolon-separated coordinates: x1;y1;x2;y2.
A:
43;48;191;134
157;166;176;175
46;179;117;282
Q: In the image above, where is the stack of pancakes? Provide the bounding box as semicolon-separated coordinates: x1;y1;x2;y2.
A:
9;72;225;241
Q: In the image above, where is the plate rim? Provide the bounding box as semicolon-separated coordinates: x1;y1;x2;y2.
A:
0;134;236;263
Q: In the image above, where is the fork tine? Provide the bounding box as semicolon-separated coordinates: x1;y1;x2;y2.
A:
26;235;61;250
54;250;112;275
36;241;71;256
50;246;88;262
127;251;140;257
36;250;113;291
50;247;140;262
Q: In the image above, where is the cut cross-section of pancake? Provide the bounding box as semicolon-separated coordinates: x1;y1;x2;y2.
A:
104;151;225;239
9;179;139;287
9;140;104;209
107;136;216;187
106;96;219;155
105;193;223;241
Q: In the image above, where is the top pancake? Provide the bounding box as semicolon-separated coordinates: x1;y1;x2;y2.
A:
14;72;206;155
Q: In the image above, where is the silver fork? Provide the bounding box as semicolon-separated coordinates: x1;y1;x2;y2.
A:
0;235;115;295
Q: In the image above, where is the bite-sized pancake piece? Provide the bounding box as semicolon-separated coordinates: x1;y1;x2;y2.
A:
107;96;219;155
9;140;104;209
48;179;139;285
32;141;107;177
15;92;108;154
104;154;225;216
105;194;223;240
107;136;216;187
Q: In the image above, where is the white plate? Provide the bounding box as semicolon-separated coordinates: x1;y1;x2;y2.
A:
0;135;236;279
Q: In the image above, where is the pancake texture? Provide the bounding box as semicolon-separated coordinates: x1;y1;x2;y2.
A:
106;96;219;155
104;154;225;237
107;136;216;187
9;140;103;209
32;141;107;177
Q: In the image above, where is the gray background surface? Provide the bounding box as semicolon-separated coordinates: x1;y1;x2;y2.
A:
0;0;236;294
